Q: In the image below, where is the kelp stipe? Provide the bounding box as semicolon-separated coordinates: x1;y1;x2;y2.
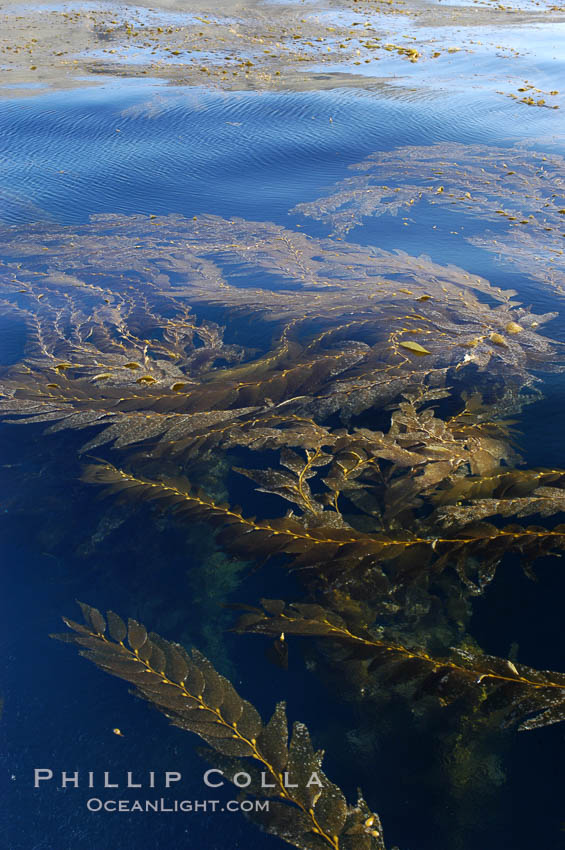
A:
53;602;390;850
233;600;565;731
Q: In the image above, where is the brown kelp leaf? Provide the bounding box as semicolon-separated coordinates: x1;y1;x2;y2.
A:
162;643;190;686
77;602;106;635
106;611;127;643
256;701;289;773
286;722;324;810
313;779;349;837
127;619;147;651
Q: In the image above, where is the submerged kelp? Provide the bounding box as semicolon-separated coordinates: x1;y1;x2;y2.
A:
0;212;564;626
293;143;565;293
55;602;389;850
233;599;565;731
1;209;565;847
78;400;565;610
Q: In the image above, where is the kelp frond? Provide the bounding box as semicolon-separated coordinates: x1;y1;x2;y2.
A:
234;600;565;731
82;458;565;597
53;602;388;850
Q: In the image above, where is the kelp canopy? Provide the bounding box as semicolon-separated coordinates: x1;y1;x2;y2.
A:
1;196;565;847
0;211;559;415
293;143;565;294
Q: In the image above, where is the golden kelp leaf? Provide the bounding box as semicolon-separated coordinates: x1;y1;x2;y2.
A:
398;341;431;356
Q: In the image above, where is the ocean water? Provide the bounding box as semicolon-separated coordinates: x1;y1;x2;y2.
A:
1;9;565;850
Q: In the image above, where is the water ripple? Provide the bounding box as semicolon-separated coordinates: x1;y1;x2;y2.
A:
0;82;561;226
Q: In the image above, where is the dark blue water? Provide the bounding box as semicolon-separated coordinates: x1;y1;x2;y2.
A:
1;69;565;850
